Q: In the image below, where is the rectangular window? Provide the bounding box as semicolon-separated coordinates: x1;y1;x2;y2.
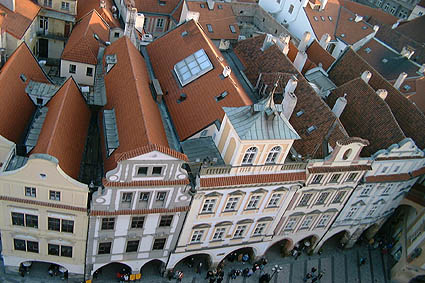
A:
156;192;167;201
25;187;36;197
11;212;24;226
101;217;115;230
288;4;294;14
86;67;93;77
137;167;148;176
69;64;76;74
131;216;145;229
360;185;372;196
44;0;52;7
114;32;120;38
48;217;61;231
224;197;240;211
382;184;394;194
329;174;341;183
300;215;314;229
315;192;329;205
61;245;72;257
173;49;213;87
267;193;282;207
311;174;323;184
346;207;359;218
14;239;26;251
367;205;378;216
206;24;213;33
139;192;150;202
98;242;112;254
153;238;166;250
156;18;164;28
27;241;39;253
332;191;346;203
284;218;297;230
201;199;216;213
247;195;261;209
253;223;266;235
61;1;70;10
25;214;38;228
48;243;59;256
191;230;204;243
317;214;330;227
212;227;226;240
49;190;61;201
122;192;133;203
229;25;236;33
61;219;74;233
126;240;140;252
152;167;163;175
346;173;358;182
298;193;312;207
159;215;173;227
233;225;247;238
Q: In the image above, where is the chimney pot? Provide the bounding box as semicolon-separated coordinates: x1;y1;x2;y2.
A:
222;66;231;78
401;46;414;59
320;0;328;11
376;89;388;100
100;0;106;8
332;94;347;118
361;71;372;84
282;92;297;120
394;72;408;90
319;33;331;49
354;14;363;22
298;31;311;52
285;75;298;95
373;25;379;32
261;34;274;51
207;0;215;10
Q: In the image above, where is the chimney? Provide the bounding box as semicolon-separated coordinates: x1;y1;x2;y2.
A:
361;70;372;84
320;0;328;11
373;25;379;32
319;33;331;49
393;72;407;90
282;91;297;120
376;89;388;100
294;51;308;72
276;34;290;55
332;94;347;118
401;46;414;59
354;14;363;22
261;34;274;51
0;0;15;11
298;31;311;52
135;13;145;33
207;0;215;10
419;64;425;74
222;66;231;78
100;0;106;8
285;75;298;95
392;19;401;30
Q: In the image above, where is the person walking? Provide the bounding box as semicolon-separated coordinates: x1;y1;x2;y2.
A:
359;257;366;266
206;270;214;280
217;275;224;283
196;262;202;274
176;271;184;282
303;272;312;282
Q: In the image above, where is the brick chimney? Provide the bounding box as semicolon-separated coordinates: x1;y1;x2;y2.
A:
393;72;407;90
298;31;311;52
361;71;372;84
207;0;215;10
282;76;298;120
100;0;106;8
401;46;414;59
332;94;347;118
376;89;388;100
0;0;15;11
276;34;290;55
319;33;331;49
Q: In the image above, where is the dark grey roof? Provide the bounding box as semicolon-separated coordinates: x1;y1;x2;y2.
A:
103;108;119;157
24;107;48;153
25;81;60;104
5;155;28;171
181;137;225;165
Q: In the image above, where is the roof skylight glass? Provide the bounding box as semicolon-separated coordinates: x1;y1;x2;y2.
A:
174;49;213;86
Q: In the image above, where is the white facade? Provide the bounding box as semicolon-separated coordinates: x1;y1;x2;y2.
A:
60;59;95;86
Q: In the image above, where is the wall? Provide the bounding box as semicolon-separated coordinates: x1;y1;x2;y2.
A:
60;59;96;86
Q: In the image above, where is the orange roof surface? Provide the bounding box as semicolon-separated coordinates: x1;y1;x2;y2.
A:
77;0;120;28
335;7;374;44
130;0;184;22
0;0;40;39
32;78;91;179
147;20;252;140
102;37;172;171
405;77;425;114
0;43;50;143
340;0;398;25
306;40;335;71
61;10;110;65
305;0;339;41
187;1;239;40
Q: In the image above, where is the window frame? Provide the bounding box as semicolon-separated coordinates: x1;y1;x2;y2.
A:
69;64;76;74
14;239;26;251
48;217;61;231
126;240;140;253
233;225;247;238
156;191;167;202
49;190;61;201
137;167;148;176
267;193;282;207
25;187;36;197
27;240;39;253
98;242;112;254
48;243;60;256
25;214;38;228
315;192;330;205
139;192;150;202
332;191;346;203
329;173;341;183
299;215;314;229
159;215;173;227
242;147;258;165
265;146;281;164
212;227;226;241
224;197;240;211
131;216;145;229
246;195;261;210
190;230;204;243
101;217;115;230
156;18;164;28
253;223;267;236
11;212;25;226
86;67;93;77
298;193;312;207
206;24;213;33
346;172;358;182
311;174;324;184
121;192;133;203
201;198;216;213
346;206;359;218
284;217;297;231
61;1;70;11
61;219;74;233
152;238;166;250
316;214;330;227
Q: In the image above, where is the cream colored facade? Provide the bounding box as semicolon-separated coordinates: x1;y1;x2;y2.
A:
0;154;88;278
60;59;96;86
5;20;38;58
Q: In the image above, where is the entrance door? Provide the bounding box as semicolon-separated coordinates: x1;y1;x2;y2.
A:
39;16;48;35
38;38;48;58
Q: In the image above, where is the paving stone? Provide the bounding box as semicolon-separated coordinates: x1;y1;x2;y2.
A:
359;250;373;283
346;251;360;283
279;263;291;283
291;259;306;283
319;257;332;283
333;253;346;283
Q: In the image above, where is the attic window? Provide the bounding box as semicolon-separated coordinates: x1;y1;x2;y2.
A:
200;3;205;8
349;17;353;21
181;31;188;37
382;58;388;63
215;91;228;102
403;84;411;91
328;16;333;21
365;47;371;54
20;74;27;82
229;25;236;33
340;34;345;38
218;4;223;9
207;24;213;33
321;16;325;21
174;49;213;86
159;0;166;6
362;26;368;30
314;16;318;21
296;110;304;117
307;125;317;134
103;109;120;157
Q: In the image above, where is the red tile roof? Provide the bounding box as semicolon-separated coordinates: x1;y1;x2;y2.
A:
116;144;188;162
0;0;40;39
0;43;50;144
234;34;349;158
103;178;190;187
395;15;425;44
61;10;110;65
305;0;339;41
32;78;91;180
308;164;372;173
340;0;398;26
187;1;240;40
334;6;374;45
77;0;121;28
129;0;185;22
306;40;335;71
200;172;306;188
365;173;411;182
90;205;190;216
405;77;425;114
147;20;252;140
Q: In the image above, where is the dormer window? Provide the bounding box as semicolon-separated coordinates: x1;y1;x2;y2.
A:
242;147;257;165
265;146;281;164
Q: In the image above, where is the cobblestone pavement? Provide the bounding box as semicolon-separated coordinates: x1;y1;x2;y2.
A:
0;240;395;283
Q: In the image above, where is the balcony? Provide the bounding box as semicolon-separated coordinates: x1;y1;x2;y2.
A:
199;162;307;176
36;31;67;41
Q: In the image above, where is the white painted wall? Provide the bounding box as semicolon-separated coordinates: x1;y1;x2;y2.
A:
60;59;95;86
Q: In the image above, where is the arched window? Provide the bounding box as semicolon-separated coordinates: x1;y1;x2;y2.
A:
266;146;281;164
242;147;257;165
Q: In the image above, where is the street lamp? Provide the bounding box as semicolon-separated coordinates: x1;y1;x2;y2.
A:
270;265;283;280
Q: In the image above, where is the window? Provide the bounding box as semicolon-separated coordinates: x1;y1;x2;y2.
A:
311;174;323;184
360;185;373;196
393;166;400;173
315;192;330;205
14;239;26;251
346;207;359;218
253;223;266;235
229;25;236;33
86;67;93;77
159;215;173;227
329;174;341;183
61;1;70;10
267;193;282;207
277;0;281;3
284;218;297;230
298;193;312;207
242;147;257;165
156;18;164;28
332;191;346;203
139;192;150;202
247;195;261;209
153;238;166;249
367;205;378;216
122;192;133;203
25;214;38;228
62;219;74;233
201;199;216;213
101;217;115;230
224;197;239;211
131;216;145;228
382;184;393;194
49;190;61;201
381;167;388;173
137;167;148;176
11;212;24;226
266;146;281;164
25;187;36;197
27;241;39;253
48;244;59;256
300;215;314;229
346;173;358;182
152;167;163;175
156;192;167;201
233;225;247;238
98;242;112;254
48;217;60;231
212;227;226;240
389;6;396;14
114;32;120;38
126;240;140;252
288;4;294;14
173;49;213;86
206;24;213;33
317;215;330;227
44;0;52;7
218;4;223;9
191;230;204;243
61;245;72;257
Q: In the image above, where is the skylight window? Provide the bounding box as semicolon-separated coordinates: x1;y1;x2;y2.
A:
321;16;325;21
215;91;228;102
362;26;368;30
229;25;236;33
307;125;317;134
103;109;120;157
365;47;371;54
314;16;318;21
200;3;205;8
207;24;213;33
328;16;333;21
296;110;304;117
218;4;223;9
174;49;213;86
403;84;411;91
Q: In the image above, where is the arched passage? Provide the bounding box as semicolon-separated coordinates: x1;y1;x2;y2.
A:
93;262;132;282
265;238;294;258
173;253;212;275
295;235;319;254
318;230;350;252
140;259;166;278
222;247;256;264
18;260;69;279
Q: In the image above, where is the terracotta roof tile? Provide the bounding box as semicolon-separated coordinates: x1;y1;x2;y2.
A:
405;77;425;114
304;0;339;41
61;10;110;65
329;48;425;150
32;78;91;180
77;0;121;28
90;205;190;216
306;40;335;71
340;0;398;25
103;178;190;187
0;43;50;143
308;164;372;173
200;172;306;188
395;15;425;44
187;2;239;40
334;6;374;45
147;20;252;140
0;0;40;39
412;166;425;178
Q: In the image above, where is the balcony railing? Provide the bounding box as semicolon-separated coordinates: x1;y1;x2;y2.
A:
36;31;67;41
199;162;307;176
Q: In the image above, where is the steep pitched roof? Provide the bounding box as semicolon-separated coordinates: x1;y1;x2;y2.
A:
306;40;335;71
61;10;110;65
304;0;339;41
186;1;239;40
0;43;50;143
32;78;91;179
234;35;348;158
403;77;425;114
147;20;252;140
329;48;425;150
131;0;184;22
0;0;40;39
339;0;398;25
327;78;406;156
77;0;120;28
334;6;375;45
102;36;173;171
395;15;425;44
